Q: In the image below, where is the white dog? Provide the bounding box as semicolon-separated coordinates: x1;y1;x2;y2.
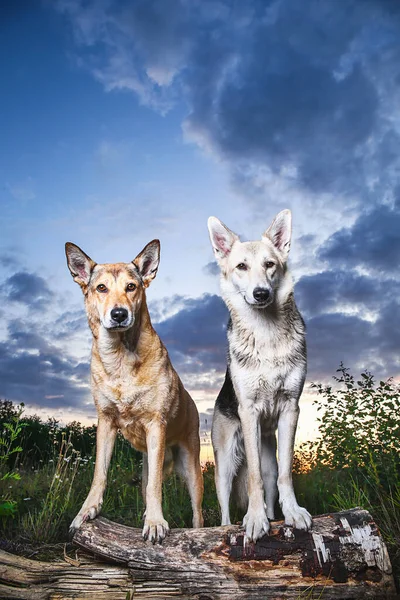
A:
208;209;312;542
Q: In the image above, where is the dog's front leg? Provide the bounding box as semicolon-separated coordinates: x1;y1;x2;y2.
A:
142;420;169;544
70;416;117;533
239;404;270;542
277;404;312;530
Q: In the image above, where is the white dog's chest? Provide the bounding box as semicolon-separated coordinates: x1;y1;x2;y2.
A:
235;368;287;413
229;326;305;416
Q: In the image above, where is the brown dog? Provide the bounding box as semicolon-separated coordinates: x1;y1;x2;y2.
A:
65;240;203;543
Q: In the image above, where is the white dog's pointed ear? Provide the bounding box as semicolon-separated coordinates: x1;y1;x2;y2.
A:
263;209;292;259
65;243;96;290
207;216;239;264
133;239;160;287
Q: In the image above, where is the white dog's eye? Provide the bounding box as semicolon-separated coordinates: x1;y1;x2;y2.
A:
126;282;136;292
265;261;275;269
236;263;247;271
96;283;108;293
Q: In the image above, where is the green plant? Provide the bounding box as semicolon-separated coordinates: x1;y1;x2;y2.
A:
311;364;400;478
0;403;26;517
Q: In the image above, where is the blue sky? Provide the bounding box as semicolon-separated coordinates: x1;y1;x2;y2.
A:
1;0;400;443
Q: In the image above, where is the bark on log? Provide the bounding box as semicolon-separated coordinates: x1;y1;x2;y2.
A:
0;508;396;599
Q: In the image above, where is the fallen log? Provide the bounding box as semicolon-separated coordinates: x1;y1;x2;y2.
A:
0;508;396;599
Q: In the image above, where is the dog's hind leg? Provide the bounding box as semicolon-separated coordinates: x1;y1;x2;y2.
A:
141;453;148;501
70;416;117;533
261;433;278;520
212;411;242;526
174;437;204;528
232;463;248;512
141;453;148;522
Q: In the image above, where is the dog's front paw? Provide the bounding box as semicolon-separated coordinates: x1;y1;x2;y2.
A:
242;507;270;542
69;503;102;535
282;502;312;530
142;517;170;544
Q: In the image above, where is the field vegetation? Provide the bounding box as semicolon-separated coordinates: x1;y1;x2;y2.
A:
0;366;399;590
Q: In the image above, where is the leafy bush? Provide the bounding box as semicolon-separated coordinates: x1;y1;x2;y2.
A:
311;364;400;481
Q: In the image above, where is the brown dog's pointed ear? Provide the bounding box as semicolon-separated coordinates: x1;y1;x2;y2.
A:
65;243;96;290
207;216;239;265
262;209;292;259
133;239;160;288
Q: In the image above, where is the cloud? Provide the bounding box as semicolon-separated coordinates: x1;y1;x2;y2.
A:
4;272;53;310
296;270;400;317
203;261;219;277
294;263;400;380
0;319;90;409
54;310;88;340
4;272;54;310
304;311;399;380
0;253;20;270
155;293;229;376
318;203;400;272
54;0;191;112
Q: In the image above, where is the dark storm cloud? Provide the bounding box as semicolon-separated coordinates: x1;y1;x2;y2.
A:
4;272;54;310
0;318;89;409
182;0;400;201
296;270;400;317
187;31;378;197
318;204;400;271
155;293;228;373
305;303;400;380
305;312;377;379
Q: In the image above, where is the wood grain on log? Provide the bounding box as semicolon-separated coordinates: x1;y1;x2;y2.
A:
0;509;396;599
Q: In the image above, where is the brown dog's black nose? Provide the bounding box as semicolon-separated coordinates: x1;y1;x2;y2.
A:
111;307;128;324
253;287;270;303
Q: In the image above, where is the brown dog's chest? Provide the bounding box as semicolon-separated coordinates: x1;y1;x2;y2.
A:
95;380;159;452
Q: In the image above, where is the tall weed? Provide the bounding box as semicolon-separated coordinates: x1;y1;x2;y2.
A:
0;404;25;517
21;433;81;542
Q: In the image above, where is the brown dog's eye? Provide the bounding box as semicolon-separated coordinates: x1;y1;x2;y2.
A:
265;261;275;269
236;263;247;271
96;284;107;293
126;282;136;292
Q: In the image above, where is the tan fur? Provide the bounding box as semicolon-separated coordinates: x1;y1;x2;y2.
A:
65;240;203;543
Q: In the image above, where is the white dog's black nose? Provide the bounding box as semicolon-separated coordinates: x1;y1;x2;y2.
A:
110;307;129;324
253;287;270;303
